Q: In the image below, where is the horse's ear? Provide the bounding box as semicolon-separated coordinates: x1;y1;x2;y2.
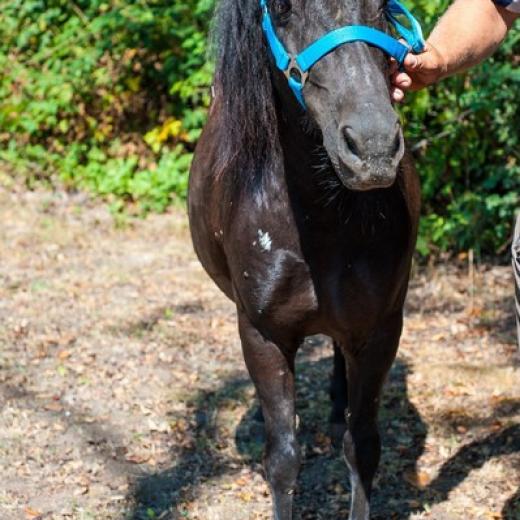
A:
212;0;281;184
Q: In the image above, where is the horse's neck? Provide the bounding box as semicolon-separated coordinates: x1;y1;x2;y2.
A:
277;113;342;216
278;112;323;196
276;110;401;233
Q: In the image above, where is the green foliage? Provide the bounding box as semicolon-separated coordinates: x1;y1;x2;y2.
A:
0;0;518;257
0;0;211;213
401;0;520;257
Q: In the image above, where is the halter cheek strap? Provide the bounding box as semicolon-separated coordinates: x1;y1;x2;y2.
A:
386;0;425;54
260;0;425;108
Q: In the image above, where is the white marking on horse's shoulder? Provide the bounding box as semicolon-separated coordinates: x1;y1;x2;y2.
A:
257;229;272;252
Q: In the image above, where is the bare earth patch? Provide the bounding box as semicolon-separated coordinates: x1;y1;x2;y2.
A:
0;186;518;520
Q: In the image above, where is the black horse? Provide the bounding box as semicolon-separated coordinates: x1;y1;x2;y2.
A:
188;0;421;518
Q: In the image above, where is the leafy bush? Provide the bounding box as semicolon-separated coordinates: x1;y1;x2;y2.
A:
0;0;211;213
0;0;518;257
401;0;520;257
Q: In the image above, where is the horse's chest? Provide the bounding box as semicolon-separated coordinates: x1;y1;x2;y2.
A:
316;254;402;329
233;236;404;340
298;225;410;333
227;191;411;339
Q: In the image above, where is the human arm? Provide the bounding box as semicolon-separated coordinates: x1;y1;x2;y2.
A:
391;0;519;101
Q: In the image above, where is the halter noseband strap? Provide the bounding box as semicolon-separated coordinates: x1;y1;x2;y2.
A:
260;0;425;107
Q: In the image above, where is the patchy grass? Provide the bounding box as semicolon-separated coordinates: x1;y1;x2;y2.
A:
0;186;518;520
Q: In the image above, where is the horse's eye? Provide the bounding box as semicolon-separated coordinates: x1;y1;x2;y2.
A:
273;0;292;17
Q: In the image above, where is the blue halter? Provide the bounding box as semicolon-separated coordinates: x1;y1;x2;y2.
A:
260;0;425;107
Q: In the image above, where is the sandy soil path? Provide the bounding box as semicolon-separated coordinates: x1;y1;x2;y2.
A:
0;186;518;519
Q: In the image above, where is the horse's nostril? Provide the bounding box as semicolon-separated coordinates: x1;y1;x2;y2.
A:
391;131;402;157
343;127;361;158
341;124;403;161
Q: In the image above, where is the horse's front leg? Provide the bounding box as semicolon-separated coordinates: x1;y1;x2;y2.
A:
341;314;403;520
238;312;300;520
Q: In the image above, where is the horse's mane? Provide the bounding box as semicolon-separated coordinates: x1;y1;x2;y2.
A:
212;0;280;185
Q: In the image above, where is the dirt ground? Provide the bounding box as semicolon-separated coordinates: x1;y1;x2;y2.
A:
0;185;518;520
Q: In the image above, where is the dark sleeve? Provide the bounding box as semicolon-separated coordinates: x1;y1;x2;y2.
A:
493;0;520;12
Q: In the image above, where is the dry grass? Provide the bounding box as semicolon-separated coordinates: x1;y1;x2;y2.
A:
0;186;518;520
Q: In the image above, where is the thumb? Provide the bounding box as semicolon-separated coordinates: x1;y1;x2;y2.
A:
403;52;419;71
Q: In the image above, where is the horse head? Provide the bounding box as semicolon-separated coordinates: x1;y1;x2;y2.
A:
265;0;411;191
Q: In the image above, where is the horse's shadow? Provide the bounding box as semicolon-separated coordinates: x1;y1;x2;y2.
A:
128;337;519;519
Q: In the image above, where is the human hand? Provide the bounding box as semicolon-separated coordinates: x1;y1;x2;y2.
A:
390;43;448;102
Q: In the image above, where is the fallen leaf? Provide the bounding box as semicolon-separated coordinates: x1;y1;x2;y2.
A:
73;485;89;496
490;420;503;432
44;402;63;412
24;507;42;519
234;477;249;487
238;491;254;502
403;469;431;489
125;453;150;464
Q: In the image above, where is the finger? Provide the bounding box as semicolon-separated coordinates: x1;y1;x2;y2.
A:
393;72;412;88
389;60;398;75
391;87;405;103
402;52;419;71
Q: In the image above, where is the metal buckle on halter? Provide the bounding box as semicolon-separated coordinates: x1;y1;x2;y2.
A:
283;56;309;88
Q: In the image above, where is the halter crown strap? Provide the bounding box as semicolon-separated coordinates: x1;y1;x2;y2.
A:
260;0;425;108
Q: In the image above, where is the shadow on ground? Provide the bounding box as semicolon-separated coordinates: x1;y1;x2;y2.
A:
476;291;519;348
128;337;519;519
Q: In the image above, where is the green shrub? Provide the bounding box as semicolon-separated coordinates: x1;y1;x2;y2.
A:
0;0;211;212
0;0;518;258
401;0;520;257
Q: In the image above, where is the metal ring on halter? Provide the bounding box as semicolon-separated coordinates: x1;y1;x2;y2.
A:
283;56;309;88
